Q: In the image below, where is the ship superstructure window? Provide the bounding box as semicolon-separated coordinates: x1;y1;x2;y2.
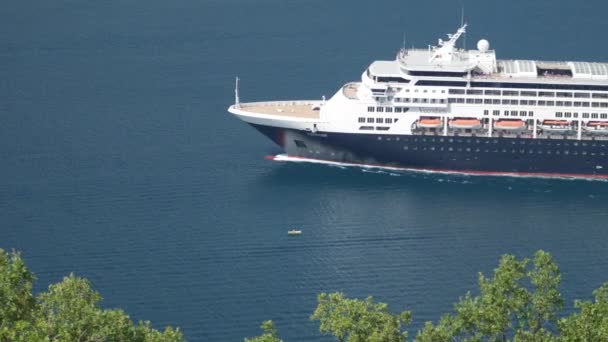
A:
376;118;383;123
592;93;608;99
466;99;474;104
582;102;590;107
493;110;500;116
367;118;374;123
564;112;572;118
395;107;402;113
467;89;483;95
575;93;590;98
573;113;578;118
521;91;537;96
602;113;608;119
386;118;393;124
485;90;501;95
358;117;365;123
367;106;375;112
483;110;489;116
449;89;465;95
529;111;534;117
377;107;384;112
493;99;501;104
556;112;563;118
539;91;555;97
386;107;393;113
583;113;590;118
406;70;467;77
511;111;518;116
471;82;608;91
556;92;573;98
377;76;410;83
602;103;608;108
529;100;537;105
359;126;374;130
520;111;527;117
592;113;599;118
484;99;492;104
503;90;519;96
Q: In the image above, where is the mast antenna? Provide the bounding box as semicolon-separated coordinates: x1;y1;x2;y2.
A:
460;3;466;49
235;76;240;108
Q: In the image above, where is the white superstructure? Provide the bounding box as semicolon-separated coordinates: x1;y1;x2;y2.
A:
229;24;608;141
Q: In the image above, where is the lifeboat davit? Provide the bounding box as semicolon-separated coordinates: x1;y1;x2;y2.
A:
539;120;574;134
494;119;527;131
583;121;608;135
417;117;443;129
449;118;482;129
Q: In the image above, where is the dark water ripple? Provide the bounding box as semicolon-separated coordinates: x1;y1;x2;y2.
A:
3;0;608;341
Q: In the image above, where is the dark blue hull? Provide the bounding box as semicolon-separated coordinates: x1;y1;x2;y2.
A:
250;123;608;178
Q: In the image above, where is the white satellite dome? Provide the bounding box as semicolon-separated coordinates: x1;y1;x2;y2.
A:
477;39;490;52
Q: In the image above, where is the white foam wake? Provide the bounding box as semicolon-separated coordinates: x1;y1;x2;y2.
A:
268;154;608;182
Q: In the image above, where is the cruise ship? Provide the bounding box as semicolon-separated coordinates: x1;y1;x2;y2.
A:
228;25;608;179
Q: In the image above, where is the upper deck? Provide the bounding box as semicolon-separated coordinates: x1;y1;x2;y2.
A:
233;101;322;120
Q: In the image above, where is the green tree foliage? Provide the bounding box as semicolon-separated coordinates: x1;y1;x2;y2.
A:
249;250;608;341
0;248;185;342
558;283;608;341
244;320;282;342
310;292;412;342
0;250;37;341
416;250;563;342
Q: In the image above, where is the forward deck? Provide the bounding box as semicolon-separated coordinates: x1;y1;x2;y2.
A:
237;101;322;119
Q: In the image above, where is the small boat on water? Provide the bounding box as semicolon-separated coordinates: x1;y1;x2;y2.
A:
288;229;302;236
417;117;442;129
494;119;527;131
539;120;574;134
449;118;482;129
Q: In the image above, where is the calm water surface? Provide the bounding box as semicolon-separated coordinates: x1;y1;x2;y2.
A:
2;1;608;341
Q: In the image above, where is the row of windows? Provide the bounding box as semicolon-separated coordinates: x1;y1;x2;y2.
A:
450;88;608;98
469;81;608;91
401;145;604;156
448;97;608;107
367;106;409;113
395;98;447;104
358;117;399;124
555;112;608;119
483;110;535;117
359;126;390;131
393;136;605;147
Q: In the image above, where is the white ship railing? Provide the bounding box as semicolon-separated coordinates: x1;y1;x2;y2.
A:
240;100;323;108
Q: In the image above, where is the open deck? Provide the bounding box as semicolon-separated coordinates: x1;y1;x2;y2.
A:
237;101;322;119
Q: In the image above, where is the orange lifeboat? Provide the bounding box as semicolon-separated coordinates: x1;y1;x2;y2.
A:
494;119;526;131
542;120;570;126
587;121;608;127
417;117;442;128
540;120;574;134
584;121;608;135
449;118;482;129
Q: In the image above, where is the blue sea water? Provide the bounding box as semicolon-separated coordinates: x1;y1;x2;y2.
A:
2;0;608;341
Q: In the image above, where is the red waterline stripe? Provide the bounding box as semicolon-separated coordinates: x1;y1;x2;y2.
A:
265;155;608;180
